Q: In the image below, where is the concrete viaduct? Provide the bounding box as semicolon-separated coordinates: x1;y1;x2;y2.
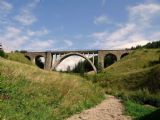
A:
24;50;132;73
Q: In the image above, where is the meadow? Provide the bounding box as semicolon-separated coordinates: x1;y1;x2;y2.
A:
0;56;104;120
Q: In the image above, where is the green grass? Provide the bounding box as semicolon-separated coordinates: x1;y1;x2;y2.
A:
87;49;160;119
90;49;160;99
124;100;157;120
6;52;33;65
0;58;105;120
104;49;160;74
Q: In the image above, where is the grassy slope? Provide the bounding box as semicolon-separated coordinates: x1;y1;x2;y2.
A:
88;49;160;119
103;49;159;78
0;57;104;120
95;49;160;93
6;52;33;65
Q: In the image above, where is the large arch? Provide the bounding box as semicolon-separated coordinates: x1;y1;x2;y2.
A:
35;55;45;69
52;52;97;73
104;53;117;68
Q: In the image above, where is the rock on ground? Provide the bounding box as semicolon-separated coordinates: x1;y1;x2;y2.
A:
66;95;131;120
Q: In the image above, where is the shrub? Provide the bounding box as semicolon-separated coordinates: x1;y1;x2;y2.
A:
0;50;6;58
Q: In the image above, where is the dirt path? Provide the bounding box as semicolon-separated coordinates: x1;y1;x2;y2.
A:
66;95;131;120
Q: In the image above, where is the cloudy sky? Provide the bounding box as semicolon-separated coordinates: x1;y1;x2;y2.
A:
1;0;160;52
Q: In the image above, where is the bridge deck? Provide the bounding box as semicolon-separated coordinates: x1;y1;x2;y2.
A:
25;49;132;54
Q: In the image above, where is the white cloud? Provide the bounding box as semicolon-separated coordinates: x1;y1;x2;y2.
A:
15;10;37;25
94;15;111;25
14;0;40;25
0;0;55;52
64;40;73;47
27;28;49;36
27;39;55;51
91;2;160;49
1;26;29;52
0;25;53;52
0;0;12;12
0;0;13;25
56;56;84;71
128;3;160;26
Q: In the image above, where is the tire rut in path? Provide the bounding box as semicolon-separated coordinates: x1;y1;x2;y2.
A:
66;95;131;120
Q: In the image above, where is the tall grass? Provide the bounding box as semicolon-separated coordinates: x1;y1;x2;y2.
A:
0;58;104;120
6;52;33;65
87;49;160;119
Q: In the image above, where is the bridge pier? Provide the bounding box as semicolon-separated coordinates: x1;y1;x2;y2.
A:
44;52;53;70
98;51;105;70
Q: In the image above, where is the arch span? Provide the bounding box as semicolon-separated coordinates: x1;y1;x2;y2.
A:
52;52;97;73
104;53;117;68
35;55;45;69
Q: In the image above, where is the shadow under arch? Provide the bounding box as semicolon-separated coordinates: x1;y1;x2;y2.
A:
104;53;117;68
52;52;97;73
121;53;129;59
25;55;31;60
35;55;45;69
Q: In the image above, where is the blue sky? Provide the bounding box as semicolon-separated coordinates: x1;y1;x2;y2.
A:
0;0;160;52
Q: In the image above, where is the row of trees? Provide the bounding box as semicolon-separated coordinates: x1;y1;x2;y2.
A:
71;55;117;74
131;40;160;49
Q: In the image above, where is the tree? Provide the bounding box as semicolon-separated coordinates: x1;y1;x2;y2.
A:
80;65;85;77
67;66;71;73
0;50;6;58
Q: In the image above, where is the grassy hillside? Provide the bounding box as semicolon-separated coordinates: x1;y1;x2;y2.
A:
95;49;160;102
87;49;160;119
103;49;160;76
93;49;160;89
6;52;33;65
0;57;104;120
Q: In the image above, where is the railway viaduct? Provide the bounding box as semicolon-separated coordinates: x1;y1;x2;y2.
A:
24;50;132;73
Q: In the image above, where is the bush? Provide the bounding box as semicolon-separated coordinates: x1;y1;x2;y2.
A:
129;89;160;107
0;50;6;58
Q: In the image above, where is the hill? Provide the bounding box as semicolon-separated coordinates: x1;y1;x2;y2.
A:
93;49;160;103
0;57;104;120
87;49;160;119
6;52;33;65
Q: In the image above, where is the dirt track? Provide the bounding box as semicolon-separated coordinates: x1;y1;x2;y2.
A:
67;95;131;120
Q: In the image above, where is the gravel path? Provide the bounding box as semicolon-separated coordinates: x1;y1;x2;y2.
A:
66;95;131;120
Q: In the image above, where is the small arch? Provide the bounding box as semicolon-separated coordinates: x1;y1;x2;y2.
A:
52;52;97;73
35;55;45;69
121;53;129;59
25;56;31;61
104;53;117;68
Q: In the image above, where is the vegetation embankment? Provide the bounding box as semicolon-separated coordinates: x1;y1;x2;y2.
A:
0;56;104;120
0;50;33;65
6;52;33;65
87;48;160;119
72;40;160;74
1;41;160;120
